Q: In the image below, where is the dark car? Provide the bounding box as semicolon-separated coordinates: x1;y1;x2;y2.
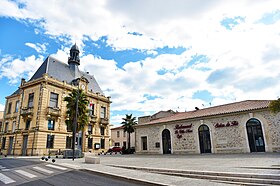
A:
107;146;122;153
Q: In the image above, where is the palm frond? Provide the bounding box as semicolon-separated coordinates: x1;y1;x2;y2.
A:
64;88;89;131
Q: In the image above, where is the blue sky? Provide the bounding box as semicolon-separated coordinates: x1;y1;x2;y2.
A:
0;0;280;126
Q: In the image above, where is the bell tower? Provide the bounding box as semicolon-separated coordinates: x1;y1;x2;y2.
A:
68;43;80;78
68;43;80;66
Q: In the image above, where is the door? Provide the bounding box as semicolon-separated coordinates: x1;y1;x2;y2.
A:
198;125;211;153
162;129;171;154
77;131;82;150
22;135;28;156
246;119;265;152
8;137;14;155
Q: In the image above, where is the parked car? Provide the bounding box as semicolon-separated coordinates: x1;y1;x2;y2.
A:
107;146;122;153
122;147;135;154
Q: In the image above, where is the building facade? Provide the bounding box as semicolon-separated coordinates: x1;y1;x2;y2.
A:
135;100;280;154
0;111;3;154
0;44;111;156
111;126;135;149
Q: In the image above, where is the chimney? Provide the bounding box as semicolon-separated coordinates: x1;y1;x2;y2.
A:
21;78;26;86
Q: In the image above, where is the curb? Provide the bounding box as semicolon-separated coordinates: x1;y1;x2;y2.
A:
54;162;166;186
109;165;280;179
80;168;167;186
108;165;280;185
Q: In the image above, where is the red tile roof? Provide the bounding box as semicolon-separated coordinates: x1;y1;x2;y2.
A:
139;100;272;126
111;126;124;130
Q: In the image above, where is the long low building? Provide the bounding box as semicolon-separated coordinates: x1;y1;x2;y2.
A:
135;100;280;154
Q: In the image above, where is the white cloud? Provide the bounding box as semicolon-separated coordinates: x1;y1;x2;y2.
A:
110;114;124;126
0;0;38;19
78;50;218;113
25;42;47;53
0;104;4;111
1;0;280;124
0;55;44;84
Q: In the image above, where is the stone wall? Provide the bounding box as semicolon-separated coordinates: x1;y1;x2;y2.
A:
135;109;280;154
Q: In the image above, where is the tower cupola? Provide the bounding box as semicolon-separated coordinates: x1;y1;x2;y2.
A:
68;43;80;66
68;43;80;78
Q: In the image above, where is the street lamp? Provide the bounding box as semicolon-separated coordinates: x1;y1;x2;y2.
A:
72;91;79;161
48;132;52;159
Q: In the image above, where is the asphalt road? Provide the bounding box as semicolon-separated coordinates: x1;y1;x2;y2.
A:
0;158;43;169
0;158;148;186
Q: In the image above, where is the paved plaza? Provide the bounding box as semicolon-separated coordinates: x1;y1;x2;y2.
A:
43;153;280;185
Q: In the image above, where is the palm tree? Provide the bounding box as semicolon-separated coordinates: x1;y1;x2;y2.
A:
269;98;280;113
64;88;89;157
121;114;137;150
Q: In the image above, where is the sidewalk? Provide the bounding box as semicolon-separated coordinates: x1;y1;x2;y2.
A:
52;153;280;186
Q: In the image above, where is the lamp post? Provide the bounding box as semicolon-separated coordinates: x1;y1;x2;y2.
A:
48;132;52;158
72;92;79;161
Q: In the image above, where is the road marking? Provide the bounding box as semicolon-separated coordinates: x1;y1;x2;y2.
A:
33;167;54;174
0;173;16;184
60;163;80;169
46;164;67;170
15;170;37;178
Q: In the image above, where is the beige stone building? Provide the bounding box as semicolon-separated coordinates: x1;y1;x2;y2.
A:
0;44;111;156
0;111;3;127
135;100;280;154
111;126;135;148
0;111;3;154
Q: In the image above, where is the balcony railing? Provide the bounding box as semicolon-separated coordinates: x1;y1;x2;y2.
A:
21;107;34;117
14;129;22;134
89;114;97;123
100;118;109;125
46;107;61;117
31;126;39;131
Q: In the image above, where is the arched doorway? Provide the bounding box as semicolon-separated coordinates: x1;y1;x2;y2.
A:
162;129;171;154
246;118;265;152
198;125;211;153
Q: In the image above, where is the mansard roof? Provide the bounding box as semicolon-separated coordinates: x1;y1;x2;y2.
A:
29;56;104;95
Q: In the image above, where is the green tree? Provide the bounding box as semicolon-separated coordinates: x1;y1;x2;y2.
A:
121;114;137;150
64;89;89;132
269;98;280;114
